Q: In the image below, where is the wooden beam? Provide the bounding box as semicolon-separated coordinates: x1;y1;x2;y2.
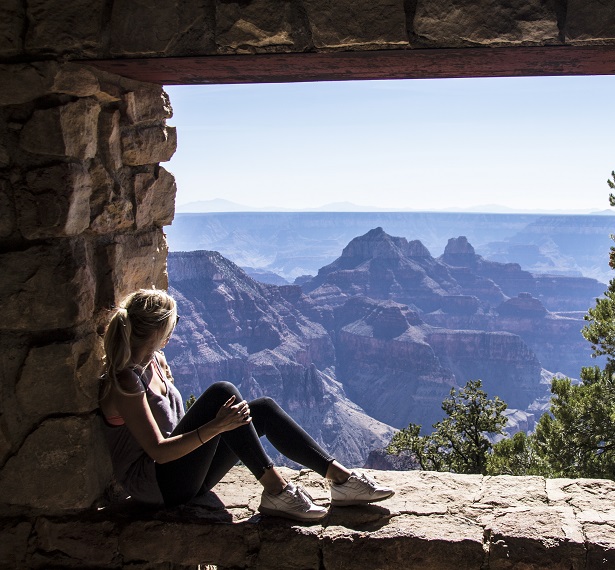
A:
83;45;615;86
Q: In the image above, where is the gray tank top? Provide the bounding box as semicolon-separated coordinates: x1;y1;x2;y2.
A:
101;354;184;505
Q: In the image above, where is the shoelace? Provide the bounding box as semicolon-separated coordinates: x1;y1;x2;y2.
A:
356;473;377;492
294;485;316;510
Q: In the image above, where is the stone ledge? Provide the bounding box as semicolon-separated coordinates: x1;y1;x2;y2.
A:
2;467;615;569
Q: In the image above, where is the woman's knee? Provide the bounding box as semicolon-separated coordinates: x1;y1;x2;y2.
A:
249;396;281;415
203;381;242;401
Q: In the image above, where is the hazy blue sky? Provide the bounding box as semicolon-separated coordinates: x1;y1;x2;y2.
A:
165;75;615;213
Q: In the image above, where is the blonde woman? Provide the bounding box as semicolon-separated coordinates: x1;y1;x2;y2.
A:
99;289;394;521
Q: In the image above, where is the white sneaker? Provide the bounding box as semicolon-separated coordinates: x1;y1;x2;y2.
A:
259;482;328;522
330;471;395;506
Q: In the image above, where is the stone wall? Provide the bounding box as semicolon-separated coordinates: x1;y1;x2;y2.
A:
0;61;176;512
1;0;615;62
3;466;615;569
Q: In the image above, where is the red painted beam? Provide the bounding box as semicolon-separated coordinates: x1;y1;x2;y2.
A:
83;45;615;85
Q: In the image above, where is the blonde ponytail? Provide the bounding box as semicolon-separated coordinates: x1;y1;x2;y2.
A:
101;289;177;394
104;307;133;386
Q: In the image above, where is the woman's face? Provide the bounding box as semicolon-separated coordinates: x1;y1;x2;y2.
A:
159;315;179;349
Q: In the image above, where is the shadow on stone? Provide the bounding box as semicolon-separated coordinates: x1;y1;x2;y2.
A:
327;503;393;531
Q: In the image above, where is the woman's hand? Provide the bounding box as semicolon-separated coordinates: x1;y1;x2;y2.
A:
213;395;252;433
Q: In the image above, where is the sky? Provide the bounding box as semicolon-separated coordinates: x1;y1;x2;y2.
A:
165;75;615;213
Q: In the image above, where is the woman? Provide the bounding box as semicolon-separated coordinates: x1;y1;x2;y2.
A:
99;289;394;521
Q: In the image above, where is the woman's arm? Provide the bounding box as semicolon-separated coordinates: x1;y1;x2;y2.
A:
114;370;251;464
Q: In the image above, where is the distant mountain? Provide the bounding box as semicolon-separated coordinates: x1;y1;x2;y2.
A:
175;198;610;215
165;228;605;468
165;212;614;284
241;267;290;285
295;228;601;426
176;199;262;212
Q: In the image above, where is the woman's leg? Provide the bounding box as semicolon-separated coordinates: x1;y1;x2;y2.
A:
248;397;336;477
156;381;276;507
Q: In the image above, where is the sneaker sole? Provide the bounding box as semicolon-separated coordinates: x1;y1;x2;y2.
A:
258;506;328;522
331;490;395;507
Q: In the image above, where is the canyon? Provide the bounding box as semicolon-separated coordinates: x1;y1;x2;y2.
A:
166;211;615;285
165;227;606;467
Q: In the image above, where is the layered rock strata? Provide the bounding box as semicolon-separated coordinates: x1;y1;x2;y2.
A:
166;251;395;467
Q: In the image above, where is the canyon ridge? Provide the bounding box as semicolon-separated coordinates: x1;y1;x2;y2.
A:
164;228;606;468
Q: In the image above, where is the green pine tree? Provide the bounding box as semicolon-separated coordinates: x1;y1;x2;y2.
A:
489;173;615;479
387;380;507;475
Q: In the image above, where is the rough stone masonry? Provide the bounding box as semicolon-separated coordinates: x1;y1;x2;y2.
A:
4;466;615;569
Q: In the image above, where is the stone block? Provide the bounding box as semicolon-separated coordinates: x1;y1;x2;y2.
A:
323;514;485;570
0;63;57;106
584;521;615;566
121;125;177;166
0;137;9;168
100;229;169;305
362;469;481;516
0;415;112;512
0;423;11;465
25;0;104;56
91;197;135;235
166;0;216;55
16;163;92;239
124;89;173;125
0;240;95;331
34;519;119;568
546;478;615;511
255;525;321;570
216;0;299;52
20;98;100;159
89;159;135;235
51;65;101;98
110;0;180;56
478;474;548;507
565;0;615;43
302;0;408;49
120;520;253;567
0;521;31;569
482;506;586;569
16;335;102;427
414;0;560;47
0;0;24;58
98;110;123;171
0;181;15;238
135;167;176;229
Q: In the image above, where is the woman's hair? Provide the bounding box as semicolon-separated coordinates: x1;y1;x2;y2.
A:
102;289;177;391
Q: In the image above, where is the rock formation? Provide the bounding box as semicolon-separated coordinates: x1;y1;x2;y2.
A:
166;251;395;467
166;227;603;445
295;230;551;424
167;211;614;286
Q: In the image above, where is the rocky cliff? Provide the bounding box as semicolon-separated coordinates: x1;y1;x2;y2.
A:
166;212;615;285
165;228;603;463
441;236;605;312
166;251;395;467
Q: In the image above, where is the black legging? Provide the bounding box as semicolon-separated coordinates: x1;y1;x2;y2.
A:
155;381;334;507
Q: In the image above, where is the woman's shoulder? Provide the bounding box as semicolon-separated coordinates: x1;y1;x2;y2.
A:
115;368;147;395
